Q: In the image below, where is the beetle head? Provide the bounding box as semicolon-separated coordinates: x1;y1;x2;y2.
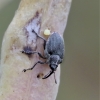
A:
42;55;61;83
49;55;61;70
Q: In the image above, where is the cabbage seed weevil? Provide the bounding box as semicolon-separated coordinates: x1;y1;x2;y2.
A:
22;30;65;83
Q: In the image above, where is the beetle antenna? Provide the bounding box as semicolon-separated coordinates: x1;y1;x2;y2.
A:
54;72;57;84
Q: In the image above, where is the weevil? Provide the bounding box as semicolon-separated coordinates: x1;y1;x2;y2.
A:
22;30;65;83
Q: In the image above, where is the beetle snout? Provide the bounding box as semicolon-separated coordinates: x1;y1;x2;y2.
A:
50;64;58;71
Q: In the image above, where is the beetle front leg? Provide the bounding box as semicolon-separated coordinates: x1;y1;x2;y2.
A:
42;70;57;84
42;70;54;79
23;61;46;72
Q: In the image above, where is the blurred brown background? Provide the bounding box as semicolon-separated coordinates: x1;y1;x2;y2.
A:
0;0;99;100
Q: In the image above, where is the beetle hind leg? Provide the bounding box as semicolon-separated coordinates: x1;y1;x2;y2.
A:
32;29;46;42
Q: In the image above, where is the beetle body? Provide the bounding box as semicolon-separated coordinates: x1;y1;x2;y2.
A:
22;31;65;83
43;33;64;78
45;32;64;59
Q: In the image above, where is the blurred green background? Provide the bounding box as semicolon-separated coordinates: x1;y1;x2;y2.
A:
0;0;99;100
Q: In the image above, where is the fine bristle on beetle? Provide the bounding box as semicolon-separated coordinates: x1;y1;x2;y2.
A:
22;30;65;84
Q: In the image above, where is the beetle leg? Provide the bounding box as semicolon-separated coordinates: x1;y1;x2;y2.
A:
42;70;54;79
22;50;46;59
43;40;46;49
42;70;57;84
22;61;46;72
37;52;46;59
32;29;46;42
32;30;46;49
32;29;46;49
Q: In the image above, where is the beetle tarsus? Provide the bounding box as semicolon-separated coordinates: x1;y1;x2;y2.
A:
22;69;26;72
